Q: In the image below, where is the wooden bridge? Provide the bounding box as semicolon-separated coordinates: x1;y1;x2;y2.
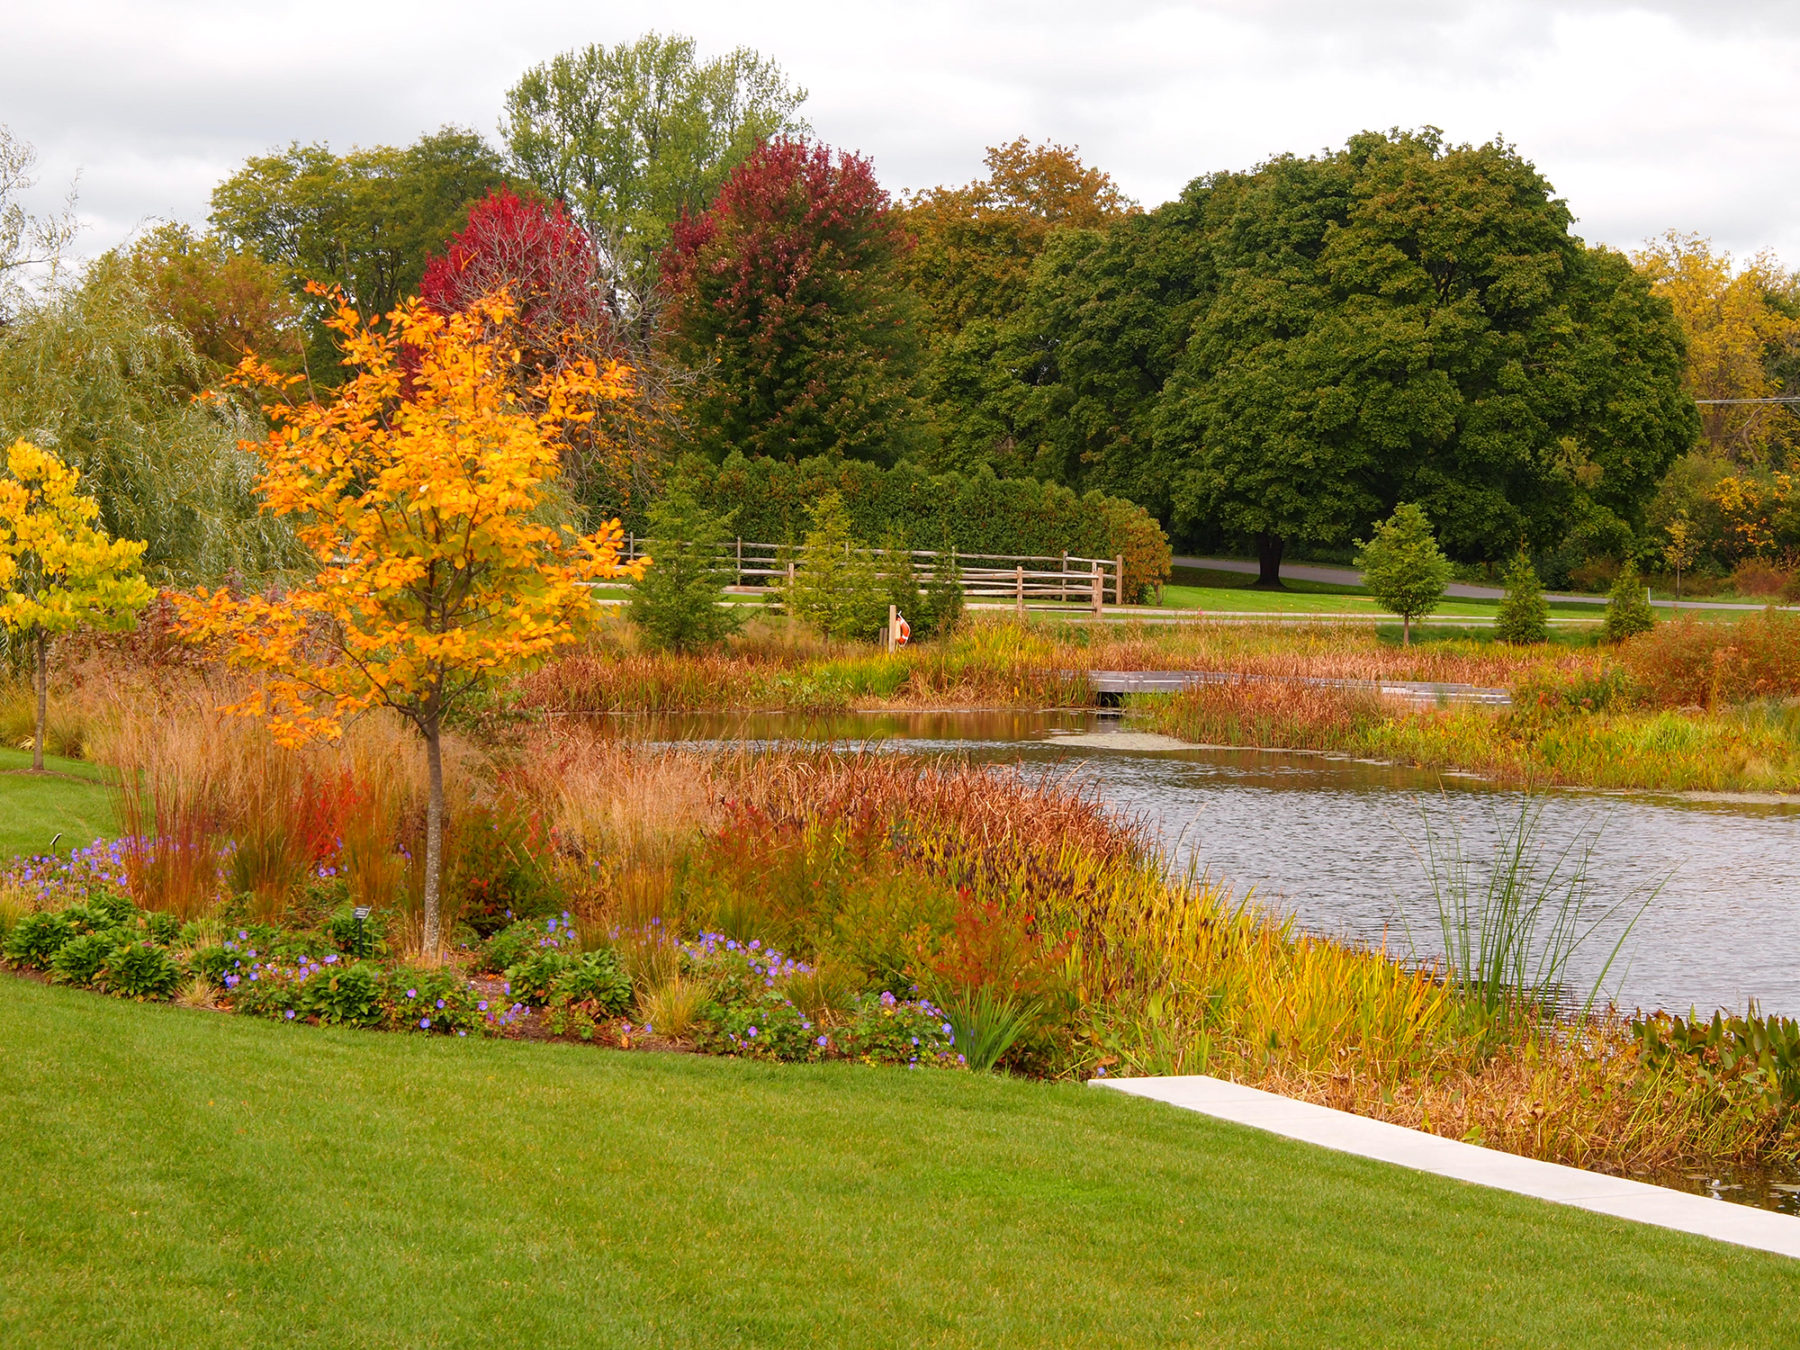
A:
1085;670;1512;707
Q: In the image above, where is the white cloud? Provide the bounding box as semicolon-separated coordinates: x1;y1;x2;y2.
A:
2;0;1796;265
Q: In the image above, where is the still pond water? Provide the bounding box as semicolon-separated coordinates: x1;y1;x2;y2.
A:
631;708;1800;1021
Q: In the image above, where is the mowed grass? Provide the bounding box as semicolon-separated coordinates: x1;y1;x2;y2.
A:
3;979;1796;1349
1156;567;1605;619
0;748;114;861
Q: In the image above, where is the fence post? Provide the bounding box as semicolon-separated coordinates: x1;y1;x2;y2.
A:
1114;555;1125;607
1092;570;1103;616
628;532;634;561
1061;551;1069;604
736;537;743;587
1015;565;1025;619
887;604;898;653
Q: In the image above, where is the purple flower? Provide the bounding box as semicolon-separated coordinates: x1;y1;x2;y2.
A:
457;1030;466;1037
406;989;416;999
478;1001;488;1012
941;1022;953;1035
325;954;339;965
436;999;445;1009
420;1017;431;1029
816;1035;828;1047
747;1026;758;1037
285;1010;296;1020
911;1037;919;1046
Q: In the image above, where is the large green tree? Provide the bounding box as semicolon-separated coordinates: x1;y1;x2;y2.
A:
502;33;806;294
898;139;1135;475
209;127;506;377
976;129;1696;584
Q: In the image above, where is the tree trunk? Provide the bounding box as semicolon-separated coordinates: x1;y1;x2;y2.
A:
422;716;444;961
1402;614;1412;647
1254;534;1285;589
32;631;47;773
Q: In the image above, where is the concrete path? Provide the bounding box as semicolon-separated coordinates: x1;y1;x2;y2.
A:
1094;1074;1800;1260
1175;555;1778;612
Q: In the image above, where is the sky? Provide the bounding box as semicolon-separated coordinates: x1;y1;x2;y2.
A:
3;0;1797;267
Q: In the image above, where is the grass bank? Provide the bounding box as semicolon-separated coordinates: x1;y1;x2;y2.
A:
4;977;1796;1349
0;749;115;862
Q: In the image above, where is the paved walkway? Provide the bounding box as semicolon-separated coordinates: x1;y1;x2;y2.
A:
1176;555;1777;612
1093;1075;1800;1260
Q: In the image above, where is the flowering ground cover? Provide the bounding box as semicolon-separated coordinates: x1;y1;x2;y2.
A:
2;976;1796;1349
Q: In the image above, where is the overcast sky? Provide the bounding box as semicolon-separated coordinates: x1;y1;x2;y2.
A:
4;0;1797;267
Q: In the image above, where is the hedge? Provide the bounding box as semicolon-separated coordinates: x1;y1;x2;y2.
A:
643;454;1172;601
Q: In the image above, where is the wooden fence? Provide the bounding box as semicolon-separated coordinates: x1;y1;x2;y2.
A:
589;539;1126;614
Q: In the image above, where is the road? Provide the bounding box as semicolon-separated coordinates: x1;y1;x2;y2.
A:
1174;556;1775;612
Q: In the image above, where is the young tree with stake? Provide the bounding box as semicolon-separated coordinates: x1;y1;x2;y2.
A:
174;291;645;958
0;440;154;770
1355;502;1452;646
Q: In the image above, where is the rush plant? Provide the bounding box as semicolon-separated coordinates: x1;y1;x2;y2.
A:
172;293;645;957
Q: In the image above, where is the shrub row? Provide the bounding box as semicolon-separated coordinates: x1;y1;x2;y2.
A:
642;453;1173;601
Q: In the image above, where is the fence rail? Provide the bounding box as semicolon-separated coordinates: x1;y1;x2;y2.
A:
588;538;1127;614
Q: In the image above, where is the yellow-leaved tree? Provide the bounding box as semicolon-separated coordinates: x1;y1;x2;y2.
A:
173;291;646;956
0;439;154;771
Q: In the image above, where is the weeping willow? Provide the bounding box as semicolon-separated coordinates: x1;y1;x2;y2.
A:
0;254;300;586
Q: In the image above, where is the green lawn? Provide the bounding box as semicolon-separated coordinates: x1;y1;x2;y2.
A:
3;978;1794;1348
1150;567;1749;623
0;748;114;862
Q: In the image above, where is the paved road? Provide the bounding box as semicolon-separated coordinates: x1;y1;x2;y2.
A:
1174;555;1776;612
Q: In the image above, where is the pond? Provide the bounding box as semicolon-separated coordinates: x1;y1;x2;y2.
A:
613;708;1800;1022
596;708;1800;1214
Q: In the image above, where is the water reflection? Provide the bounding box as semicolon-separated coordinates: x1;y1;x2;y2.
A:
589;708;1799;1021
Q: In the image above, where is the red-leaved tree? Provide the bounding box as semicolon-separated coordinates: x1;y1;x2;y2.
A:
659;137;925;466
421;187;612;356
422;187;672;511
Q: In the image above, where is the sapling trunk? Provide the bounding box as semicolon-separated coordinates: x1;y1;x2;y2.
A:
422;715;444;960
33;631;47;773
1402;614;1411;647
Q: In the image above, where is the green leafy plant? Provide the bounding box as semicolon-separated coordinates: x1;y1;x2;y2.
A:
627;488;745;653
50;930;127;986
98;941;181;1000
1354;502;1453;646
296;961;382;1026
481;915;576;973
1495;549;1549;644
786;493;889;642
381;966;483;1035
3;910;77;968
504;949;575;1008
1603;560;1656;641
551;948;633;1014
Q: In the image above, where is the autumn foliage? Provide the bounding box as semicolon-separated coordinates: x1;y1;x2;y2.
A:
659;137;924;465
173;291;646;951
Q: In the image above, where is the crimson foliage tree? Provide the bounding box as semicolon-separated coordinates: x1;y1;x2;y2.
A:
421;187;612;362
421;187;658;510
659;138;925;466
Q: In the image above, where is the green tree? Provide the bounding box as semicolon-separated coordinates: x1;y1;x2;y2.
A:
503;33;806;292
209;128;506;377
0;256;297;584
1355;503;1452;646
786;493;887;641
1494;549;1549;644
626;488;743;652
659;139;926;467
981;130;1694;578
1603;560;1656;641
915;541;965;639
